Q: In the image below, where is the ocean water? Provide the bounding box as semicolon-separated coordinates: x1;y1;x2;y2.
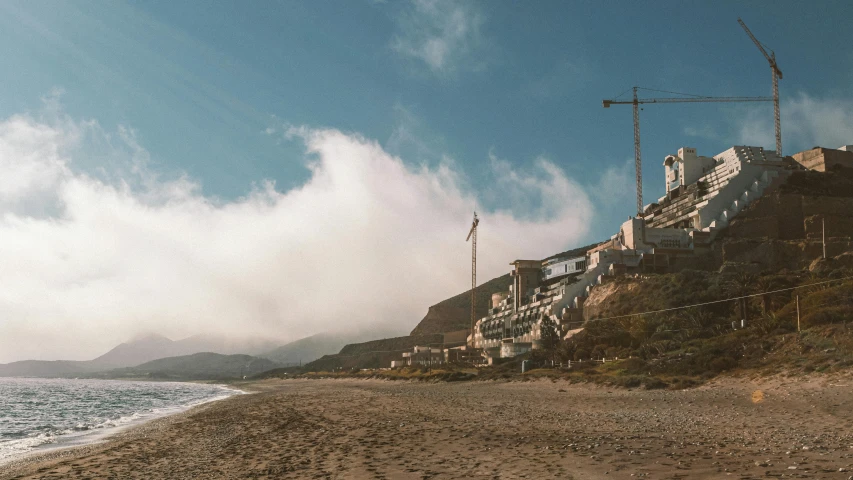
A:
0;377;240;464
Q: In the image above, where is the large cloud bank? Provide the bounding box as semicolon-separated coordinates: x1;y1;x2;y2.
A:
0;105;596;362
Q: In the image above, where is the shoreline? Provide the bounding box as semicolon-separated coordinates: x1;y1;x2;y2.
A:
2;375;852;479
0;382;245;474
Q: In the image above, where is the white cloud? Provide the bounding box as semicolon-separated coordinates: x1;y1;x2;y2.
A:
591;158;635;209
391;0;486;75
683;125;718;140
735;92;853;153
0;104;595;362
384;103;444;163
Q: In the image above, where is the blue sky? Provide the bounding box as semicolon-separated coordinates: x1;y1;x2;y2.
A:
1;0;853;360
3;0;851;226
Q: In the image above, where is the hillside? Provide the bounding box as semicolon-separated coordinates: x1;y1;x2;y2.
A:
91;333;185;368
549;257;853;387
98;353;281;380
719;167;853;272
0;333;284;378
265;259;853;387
259;332;374;365
295;334;444;372
409;274;511;335
92;333;281;368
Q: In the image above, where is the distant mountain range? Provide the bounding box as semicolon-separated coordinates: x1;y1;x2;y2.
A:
91;333;281;368
97;352;281;381
0;331;367;378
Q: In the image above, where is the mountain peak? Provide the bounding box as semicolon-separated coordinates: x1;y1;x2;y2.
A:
129;332;173;343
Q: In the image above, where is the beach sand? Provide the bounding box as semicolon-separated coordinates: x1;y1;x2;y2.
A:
1;375;852;479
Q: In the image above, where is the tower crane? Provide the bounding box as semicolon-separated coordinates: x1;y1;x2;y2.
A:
603;87;773;215
738;17;783;156
465;212;479;346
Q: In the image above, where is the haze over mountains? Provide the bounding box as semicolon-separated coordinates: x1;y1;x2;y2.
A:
92;333;280;368
0;332;368;378
260;332;378;366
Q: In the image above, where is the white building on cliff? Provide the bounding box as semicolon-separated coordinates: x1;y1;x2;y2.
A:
471;145;791;359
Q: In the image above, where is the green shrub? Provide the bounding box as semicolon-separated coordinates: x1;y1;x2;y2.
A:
618;357;649;374
642;377;668;389
802;306;853;328
612;376;642;388
710;356;738;373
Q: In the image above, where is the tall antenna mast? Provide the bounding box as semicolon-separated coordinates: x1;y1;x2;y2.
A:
465;212;479;346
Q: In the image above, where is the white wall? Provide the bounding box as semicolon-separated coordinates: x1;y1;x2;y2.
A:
664;147;716;194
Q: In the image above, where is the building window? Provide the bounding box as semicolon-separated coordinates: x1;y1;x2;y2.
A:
660;238;680;248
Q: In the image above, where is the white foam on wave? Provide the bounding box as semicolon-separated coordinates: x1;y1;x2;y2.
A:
0;382;241;466
0;434;58;462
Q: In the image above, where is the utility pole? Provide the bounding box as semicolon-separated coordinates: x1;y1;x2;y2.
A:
796;295;801;332
466;212;479;347
822;217;827;259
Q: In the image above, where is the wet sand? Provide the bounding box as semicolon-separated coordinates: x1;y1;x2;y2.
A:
2;375;853;479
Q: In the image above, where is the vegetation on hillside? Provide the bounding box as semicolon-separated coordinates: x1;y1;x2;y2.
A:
528;257;853;388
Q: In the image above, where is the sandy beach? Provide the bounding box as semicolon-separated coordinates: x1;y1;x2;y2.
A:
2;376;853;479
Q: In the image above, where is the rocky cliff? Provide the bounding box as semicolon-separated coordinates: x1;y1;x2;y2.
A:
409;274;512;336
721;167;853;271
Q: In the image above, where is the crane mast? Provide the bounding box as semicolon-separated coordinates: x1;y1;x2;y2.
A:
632;88;642;215
465;212;479;346
603;90;773;215
738;17;783;156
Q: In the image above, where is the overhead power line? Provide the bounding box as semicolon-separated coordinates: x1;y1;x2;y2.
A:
295;277;853;362
587;275;853;323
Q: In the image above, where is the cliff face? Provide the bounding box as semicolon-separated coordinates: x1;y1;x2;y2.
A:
581;281;640;321
722;168;853;271
409;274;512;336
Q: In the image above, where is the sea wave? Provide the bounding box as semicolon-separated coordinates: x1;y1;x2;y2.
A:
0;379;240;466
0;433;58;462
